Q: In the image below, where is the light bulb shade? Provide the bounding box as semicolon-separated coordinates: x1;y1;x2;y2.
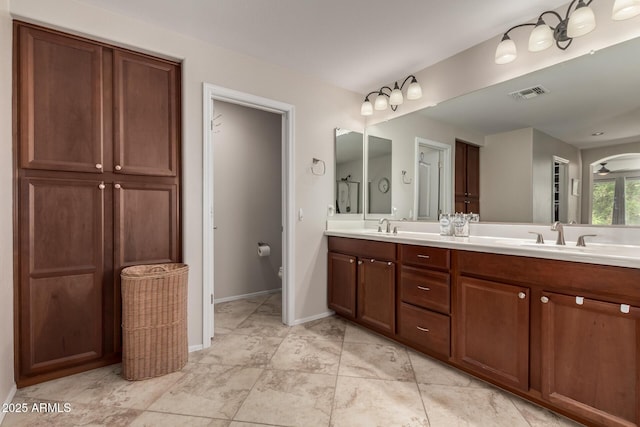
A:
567;3;596;38
528;22;554;52
406;81;422;100
389;87;404;105
374;94;388;110
612;0;640;20
597;162;611;175
495;37;517;64
360;100;373;116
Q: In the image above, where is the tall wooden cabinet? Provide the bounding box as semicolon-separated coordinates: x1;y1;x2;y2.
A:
14;22;182;386
454;139;479;214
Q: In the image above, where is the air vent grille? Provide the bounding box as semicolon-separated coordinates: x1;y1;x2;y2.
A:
509;85;549;100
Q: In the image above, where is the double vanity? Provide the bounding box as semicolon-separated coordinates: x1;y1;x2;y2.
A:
326;223;640;427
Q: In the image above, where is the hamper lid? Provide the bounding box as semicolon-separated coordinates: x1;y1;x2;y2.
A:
121;263;188;278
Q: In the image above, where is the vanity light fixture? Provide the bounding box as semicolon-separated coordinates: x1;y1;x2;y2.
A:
597;162;611;175
495;0;640;65
360;75;422;116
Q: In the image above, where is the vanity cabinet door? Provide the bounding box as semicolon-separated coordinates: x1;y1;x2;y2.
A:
541;292;639;427
327;252;357;319
357;258;395;334
454;276;529;391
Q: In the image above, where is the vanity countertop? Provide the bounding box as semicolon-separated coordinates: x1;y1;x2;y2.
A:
325;228;640;269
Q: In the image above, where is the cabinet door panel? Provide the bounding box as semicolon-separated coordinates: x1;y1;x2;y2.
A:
357;259;395;334
542;293;639;427
114;51;178;176
328;252;357;318
19;26;103;173
465;144;480;198
19;178;104;374
454;276;529;391
114;182;179;268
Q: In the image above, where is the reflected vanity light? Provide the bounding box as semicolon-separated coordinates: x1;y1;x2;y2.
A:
495;0;640;65
360;75;422;116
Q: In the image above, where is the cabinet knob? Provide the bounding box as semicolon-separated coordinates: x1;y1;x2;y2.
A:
518;292;526;299
115;165;122;171
349;259;354;264
541;296;549;304
357;261;363;265
95;163;103;169
114;184;122;189
387;262;392;266
370;259;375;263
98;183;105;190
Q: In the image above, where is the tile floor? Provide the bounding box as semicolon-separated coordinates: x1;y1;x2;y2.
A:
3;292;582;426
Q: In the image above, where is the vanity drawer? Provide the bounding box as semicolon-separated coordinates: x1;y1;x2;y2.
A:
400;266;450;314
328;236;396;261
398;302;450;357
400;244;450;270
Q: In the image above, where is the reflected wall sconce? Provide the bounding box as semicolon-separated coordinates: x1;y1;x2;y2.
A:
495;0;640;64
360;75;422;116
596;162;611;175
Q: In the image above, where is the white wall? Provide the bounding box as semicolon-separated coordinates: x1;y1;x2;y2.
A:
0;0;16;415
6;0;363;357
481;128;534;222
580;140;640;223
367;154;392;214
532;129;581;223
213;101;282;300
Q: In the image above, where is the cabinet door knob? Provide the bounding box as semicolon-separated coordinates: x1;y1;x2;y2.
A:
518;292;526;299
417;286;431;291
115;165;122;171
370;259;375;263
357;260;363;265
98;183;105;190
114;184;122;189
416;326;430;332
387;261;392;266
541;296;549;304
349;259;354;264
95;163;103;169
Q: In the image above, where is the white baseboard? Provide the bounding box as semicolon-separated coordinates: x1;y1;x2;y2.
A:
0;383;17;424
214;288;281;304
291;310;334;326
188;344;203;353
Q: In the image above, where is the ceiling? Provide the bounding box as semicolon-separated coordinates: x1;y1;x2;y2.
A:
419;36;640;149
76;0;570;94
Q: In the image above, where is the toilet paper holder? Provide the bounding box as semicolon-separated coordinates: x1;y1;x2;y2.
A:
257;242;271;257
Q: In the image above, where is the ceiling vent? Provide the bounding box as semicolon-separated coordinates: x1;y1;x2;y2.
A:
509;85;549;100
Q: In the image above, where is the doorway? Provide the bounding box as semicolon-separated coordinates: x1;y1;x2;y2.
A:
415;138;451;220
202;84;295;348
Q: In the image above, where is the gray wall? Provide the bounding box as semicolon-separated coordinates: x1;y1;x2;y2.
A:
213;101;282;300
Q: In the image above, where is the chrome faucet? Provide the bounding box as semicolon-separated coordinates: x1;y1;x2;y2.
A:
378;218;391;233
551;221;565;245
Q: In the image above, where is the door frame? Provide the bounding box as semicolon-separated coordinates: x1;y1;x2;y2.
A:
202;83;295;348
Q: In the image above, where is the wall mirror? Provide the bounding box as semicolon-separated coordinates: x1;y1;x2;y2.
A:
366;135;392;216
365;35;640;226
335;128;364;215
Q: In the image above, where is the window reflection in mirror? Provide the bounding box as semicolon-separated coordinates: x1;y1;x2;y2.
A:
335;128;363;215
367;135;392;215
591;153;640;225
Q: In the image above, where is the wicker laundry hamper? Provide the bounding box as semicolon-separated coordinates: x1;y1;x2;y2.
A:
121;263;189;380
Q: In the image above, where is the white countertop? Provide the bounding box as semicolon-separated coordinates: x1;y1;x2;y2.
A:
325;228;640;269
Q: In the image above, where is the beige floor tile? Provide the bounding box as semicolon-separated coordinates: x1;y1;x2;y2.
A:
288;316;346;341
408;350;487;388
510;397;584;426
269;335;342;375
339;341;413;381
234;313;291;338
230;422;286;427
200;334;284;367
215;297;268;334
148;364;262;419
234;370;335;427
418;384;530;426
343;323;394;345
254;292;282;316
331;376;428;427
130;411;229;427
1;398;140;427
70;365;185;409
15;364;117;402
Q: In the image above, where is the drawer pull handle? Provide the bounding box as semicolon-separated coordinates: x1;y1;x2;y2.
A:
417;254;430;259
416;326;430;332
417;286;431;291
